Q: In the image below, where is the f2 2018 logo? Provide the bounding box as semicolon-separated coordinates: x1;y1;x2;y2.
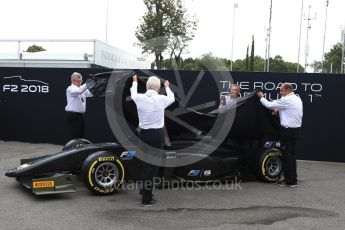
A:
2;76;49;94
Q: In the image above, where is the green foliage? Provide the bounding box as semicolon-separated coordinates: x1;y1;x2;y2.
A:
175;53;229;71
269;55;300;72
26;45;46;53
160;32;303;72
135;0;197;69
254;56;265;71
177;53;303;72
311;42;343;73
233;59;246;71
197;53;229;71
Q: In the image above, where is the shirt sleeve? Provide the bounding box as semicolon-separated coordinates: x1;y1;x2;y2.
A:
67;84;88;97
130;81;138;102
260;97;291;110
220;95;225;103
162;87;175;108
84;89;93;98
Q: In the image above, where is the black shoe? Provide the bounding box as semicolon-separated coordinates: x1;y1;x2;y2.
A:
138;192;154;197
141;199;157;207
276;180;287;186
277;180;298;188
289;183;298;188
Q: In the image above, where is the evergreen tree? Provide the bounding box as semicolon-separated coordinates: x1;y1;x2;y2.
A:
245;46;249;71
250;35;255;71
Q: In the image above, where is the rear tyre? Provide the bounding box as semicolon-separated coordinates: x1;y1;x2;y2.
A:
63;138;92;151
81;151;125;195
255;148;283;183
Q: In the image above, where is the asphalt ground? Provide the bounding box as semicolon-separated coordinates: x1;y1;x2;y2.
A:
0;141;344;230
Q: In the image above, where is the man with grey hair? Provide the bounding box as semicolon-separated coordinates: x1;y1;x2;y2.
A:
257;83;303;188
130;75;175;207
219;84;240;108
65;72;93;139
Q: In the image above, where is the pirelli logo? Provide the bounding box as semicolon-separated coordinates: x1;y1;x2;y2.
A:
33;181;55;188
98;156;115;162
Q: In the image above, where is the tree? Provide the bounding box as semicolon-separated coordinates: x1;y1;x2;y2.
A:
265;55;304;72
254;56;265;71
135;0;197;69
181;57;197;70
26;45;46;53
167;1;197;69
250;35;255;71
180;53;303;72
245;46;249;71
311;42;343;73
178;53;230;71
233;59;246;71
197;53;229;71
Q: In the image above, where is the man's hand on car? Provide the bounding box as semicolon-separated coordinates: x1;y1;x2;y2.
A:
271;109;279;116
256;91;264;98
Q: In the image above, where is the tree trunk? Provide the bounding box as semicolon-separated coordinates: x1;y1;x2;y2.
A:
160;54;164;69
155;53;161;69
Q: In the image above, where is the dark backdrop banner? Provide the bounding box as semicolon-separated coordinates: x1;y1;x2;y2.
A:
0;67;344;163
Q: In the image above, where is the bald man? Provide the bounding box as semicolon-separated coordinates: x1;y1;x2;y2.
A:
257;83;303;188
130;75;175;207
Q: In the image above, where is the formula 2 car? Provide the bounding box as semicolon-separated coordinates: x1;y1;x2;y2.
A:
5;70;283;195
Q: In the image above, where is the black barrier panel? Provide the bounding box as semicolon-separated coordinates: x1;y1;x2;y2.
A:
0;67;115;144
0;67;345;163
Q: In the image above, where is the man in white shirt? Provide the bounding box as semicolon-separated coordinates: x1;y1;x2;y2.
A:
257;83;303;188
130;75;175;207
65;72;93;139
219;84;240;108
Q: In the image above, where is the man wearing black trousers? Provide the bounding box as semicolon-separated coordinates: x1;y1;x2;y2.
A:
130;75;175;207
65;72;93;139
257;83;303;188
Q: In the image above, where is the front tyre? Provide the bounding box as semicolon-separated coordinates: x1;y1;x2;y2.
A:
81;151;125;195
256;148;283;183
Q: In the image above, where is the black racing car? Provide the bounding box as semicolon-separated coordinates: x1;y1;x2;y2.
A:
5;71;283;195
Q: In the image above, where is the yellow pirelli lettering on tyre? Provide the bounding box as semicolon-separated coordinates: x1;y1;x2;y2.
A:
261;155;270;176
98;156;115;162
268;152;281;157
93;187;115;193
88;160;98;187
116;159;125;188
265;175;276;181
33;181;54;188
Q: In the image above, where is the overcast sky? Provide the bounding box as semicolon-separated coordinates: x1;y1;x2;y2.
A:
1;0;345;69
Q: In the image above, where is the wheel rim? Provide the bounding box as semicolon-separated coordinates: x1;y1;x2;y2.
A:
95;162;119;188
265;156;282;177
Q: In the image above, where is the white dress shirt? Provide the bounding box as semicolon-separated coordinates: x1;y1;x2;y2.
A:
221;95;237;105
130;82;175;129
65;84;93;113
260;92;303;128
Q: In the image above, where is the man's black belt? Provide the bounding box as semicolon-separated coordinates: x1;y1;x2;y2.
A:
66;111;84;115
281;127;301;130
